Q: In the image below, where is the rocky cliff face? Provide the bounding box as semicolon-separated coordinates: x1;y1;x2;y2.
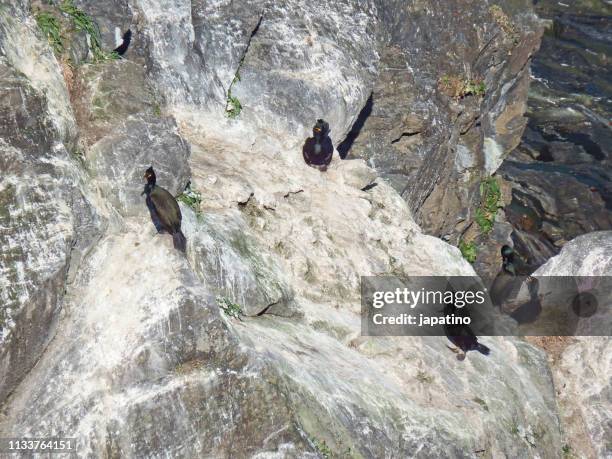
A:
530;232;612;459
0;1;609;458
499;0;612;272
344;0;543;238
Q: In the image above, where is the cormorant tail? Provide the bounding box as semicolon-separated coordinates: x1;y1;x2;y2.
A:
173;230;187;252
476;343;490;356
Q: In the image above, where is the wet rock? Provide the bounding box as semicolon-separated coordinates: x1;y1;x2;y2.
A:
500;0;612;274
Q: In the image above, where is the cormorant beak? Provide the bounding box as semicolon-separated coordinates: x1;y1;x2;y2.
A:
314;127;321;133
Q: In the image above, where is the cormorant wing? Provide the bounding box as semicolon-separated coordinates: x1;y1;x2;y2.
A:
150;185;182;231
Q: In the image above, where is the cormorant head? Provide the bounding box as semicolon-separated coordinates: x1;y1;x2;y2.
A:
144;166;156;185
501;246;516;275
501;245;514;260
313;119;330;139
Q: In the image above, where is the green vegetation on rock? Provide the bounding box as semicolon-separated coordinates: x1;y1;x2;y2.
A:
473;397;489;412
59;0;118;62
177;182;202;214
216;296;244;320
226;92;242;119
490;5;520;44
562;444;576;458
35;10;63;53
225;73;242;119
438;74;486;100
459;239;477;263
475;177;503;234
35;1;118;62
416;371;434;384
313;439;333;458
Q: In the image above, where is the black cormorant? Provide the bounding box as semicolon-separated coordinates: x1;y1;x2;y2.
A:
490;245;542;323
114;29;132;56
444;302;490;361
142;167;186;252
302;119;334;171
501;245;516;276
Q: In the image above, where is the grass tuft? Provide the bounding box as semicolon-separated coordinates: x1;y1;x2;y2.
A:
473;397;489;412
438;74;486;100
35;10;64;54
459;240;478;263
475;177;502;234
177;182;202;213
313;439;333;458
216;296;244;320
225;73;242;119
226;93;242;118
59;0;118;62
416;371;434;384
490;5;520;44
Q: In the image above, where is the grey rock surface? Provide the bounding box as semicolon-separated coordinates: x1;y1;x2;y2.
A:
0;1;608;458
183;209;297;318
72;60;159;145
345;0;543;238
554;337;611;459
535;231;612;276
0;12;94;403
87;116;191;218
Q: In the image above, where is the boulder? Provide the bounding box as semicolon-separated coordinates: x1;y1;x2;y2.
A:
529;233;612;458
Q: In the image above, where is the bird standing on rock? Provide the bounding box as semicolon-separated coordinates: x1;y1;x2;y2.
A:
444;301;490;361
302;119;334;171
490;245;542;323
142;167;186;252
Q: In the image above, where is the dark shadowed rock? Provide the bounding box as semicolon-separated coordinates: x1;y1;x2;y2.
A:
345;1;544;238
499;0;612;273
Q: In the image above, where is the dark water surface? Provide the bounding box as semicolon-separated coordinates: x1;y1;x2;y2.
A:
499;0;612;271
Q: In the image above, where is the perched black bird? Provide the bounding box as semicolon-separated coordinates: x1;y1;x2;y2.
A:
114;29;132;56
142;167;186;252
490;245;542;323
490;245;521;306
501;245;516;275
302;119;334;171
444;302;490;361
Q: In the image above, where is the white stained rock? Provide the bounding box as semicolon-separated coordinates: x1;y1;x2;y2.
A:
535;231;612;276
531;232;612;458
